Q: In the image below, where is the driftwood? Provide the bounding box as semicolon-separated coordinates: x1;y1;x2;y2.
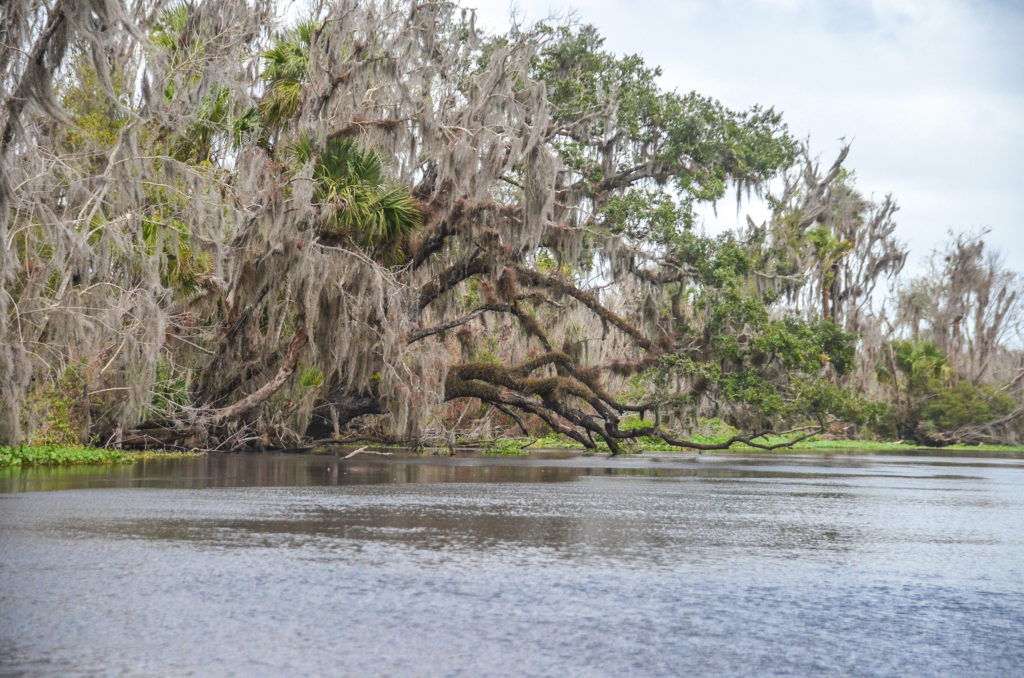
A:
343;446;393;459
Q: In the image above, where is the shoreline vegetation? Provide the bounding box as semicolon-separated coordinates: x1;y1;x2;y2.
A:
3;2;1022;458
0;445;201;469
4;437;1022;469
447;436;1024;456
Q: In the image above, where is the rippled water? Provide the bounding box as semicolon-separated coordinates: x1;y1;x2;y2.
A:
2;452;1023;676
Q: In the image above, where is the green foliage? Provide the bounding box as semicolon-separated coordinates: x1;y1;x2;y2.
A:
807;226;853;263
146;361;190;419
482;438;530;455
645;257;859;427
57;29;212;299
878;340;1015;442
299;366;324;388
233;19;336;148
530;432;578;449
791;378;879;426
605;189;869;435
885;340;950;390
259;20;322;128
152;5;241;163
532;23;796;203
753;318;855;376
601;189;692;244
691;417;741;440
23;367;87;447
58;49;129;155
291;136;422;264
0;445;203;468
0;445;130;467
923;383;1015;431
140;192;211;298
152;3;189;54
460;279;483;312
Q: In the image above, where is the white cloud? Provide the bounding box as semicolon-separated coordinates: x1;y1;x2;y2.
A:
471;0;1024;274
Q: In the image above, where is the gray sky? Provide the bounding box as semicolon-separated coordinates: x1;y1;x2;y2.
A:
471;0;1024;276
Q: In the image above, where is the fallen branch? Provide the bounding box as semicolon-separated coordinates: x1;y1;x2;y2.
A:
204;326;308;424
343;446;393;459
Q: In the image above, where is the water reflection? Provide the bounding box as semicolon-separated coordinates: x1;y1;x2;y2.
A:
2;452;1023;677
2;449;1011;494
0;453;640;492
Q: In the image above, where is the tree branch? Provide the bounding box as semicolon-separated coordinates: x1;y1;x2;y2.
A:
407;304;511;344
515;266;656;351
417;251;489;310
204;326;308;424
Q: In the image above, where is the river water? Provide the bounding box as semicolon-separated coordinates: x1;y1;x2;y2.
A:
1;451;1023;677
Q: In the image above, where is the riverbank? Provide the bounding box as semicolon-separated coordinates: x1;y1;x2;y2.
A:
0;445;201;468
466;434;1024;456
4;436;1022;469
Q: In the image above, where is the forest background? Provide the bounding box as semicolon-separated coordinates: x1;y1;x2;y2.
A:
2;0;1021;454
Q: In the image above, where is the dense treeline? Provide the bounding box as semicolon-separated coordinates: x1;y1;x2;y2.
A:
2;0;1021;452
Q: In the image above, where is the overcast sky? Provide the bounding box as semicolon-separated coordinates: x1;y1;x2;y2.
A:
470;0;1024;276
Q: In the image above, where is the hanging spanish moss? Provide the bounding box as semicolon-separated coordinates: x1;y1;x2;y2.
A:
2;0;1020;451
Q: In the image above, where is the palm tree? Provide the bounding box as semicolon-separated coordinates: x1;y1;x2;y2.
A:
291;135;421;265
807;225;853;322
244;19;421;262
231;20;318;149
259;21;317;125
152;3;234;163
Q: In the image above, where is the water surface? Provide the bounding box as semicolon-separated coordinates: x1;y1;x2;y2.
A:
2;452;1023;676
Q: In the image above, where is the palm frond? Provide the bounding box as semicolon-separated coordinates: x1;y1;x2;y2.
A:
296;137;421;263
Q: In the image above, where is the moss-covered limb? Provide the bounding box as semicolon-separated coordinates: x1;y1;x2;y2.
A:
409;197;519;269
205;324;308;424
512;351;654;417
608;420;827;452
514;351;575;376
448;351;666;455
444;368;597;449
407;304;511;344
417;253;490;311
471;377;826;451
449;361;616;420
514;266;657;351
445;361;625;453
408;215;456;269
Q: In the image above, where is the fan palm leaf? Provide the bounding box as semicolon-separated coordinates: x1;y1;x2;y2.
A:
291;136;421;264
